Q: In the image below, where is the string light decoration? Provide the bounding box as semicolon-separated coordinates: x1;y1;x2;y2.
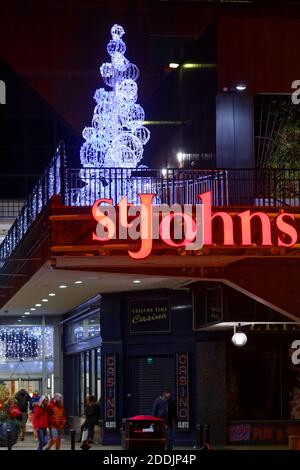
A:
0;326;53;361
78;24;151;204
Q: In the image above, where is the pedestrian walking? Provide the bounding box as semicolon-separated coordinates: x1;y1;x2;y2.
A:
14;388;31;441
33;395;49;450
79;395;100;449
44;393;66;450
29;390;40;439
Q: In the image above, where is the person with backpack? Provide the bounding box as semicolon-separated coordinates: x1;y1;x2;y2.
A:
14;388;31;441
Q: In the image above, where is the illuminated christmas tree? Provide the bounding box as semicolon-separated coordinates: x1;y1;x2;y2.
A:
77;24;150;204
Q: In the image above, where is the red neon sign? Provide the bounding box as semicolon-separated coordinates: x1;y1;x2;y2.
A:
91;191;298;259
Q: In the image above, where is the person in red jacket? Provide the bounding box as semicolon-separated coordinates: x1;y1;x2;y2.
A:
44;393;67;450
33;396;49;450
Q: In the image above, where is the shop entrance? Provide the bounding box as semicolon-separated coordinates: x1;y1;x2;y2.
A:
126;355;174;418
0;379;42;398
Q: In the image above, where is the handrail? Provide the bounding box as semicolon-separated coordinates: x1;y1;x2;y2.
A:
0;146;61;267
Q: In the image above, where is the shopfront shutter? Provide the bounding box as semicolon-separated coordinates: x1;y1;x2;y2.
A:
137;356;174;415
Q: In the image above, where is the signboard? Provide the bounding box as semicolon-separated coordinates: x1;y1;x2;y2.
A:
228;420;300;444
104;353;116;429
193;285;223;328
176;352;190;431
205;286;223;324
91;191;299;260
129;299;170;334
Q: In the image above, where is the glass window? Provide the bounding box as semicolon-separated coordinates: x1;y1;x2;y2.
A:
80;352;85;415
90;349;96;397
85;351;90;397
65;313;100;345
97;347;101;402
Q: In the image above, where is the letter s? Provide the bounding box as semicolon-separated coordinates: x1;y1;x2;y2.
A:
92;198;115;241
291;340;300;365
276;213;298;247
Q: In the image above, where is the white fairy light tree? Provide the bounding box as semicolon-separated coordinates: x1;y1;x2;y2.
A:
77;24;150;204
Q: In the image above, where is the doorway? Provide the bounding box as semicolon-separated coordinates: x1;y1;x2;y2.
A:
1;379;42;398
126;355;174;418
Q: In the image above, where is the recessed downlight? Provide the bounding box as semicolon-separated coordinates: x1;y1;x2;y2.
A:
35;304;42;307
42;299;48;302
59;285;67;289
24;312;30;315
30;308;36;311
133;280;141;284
18;319;21;322
49;293;56;297
75;281;83;284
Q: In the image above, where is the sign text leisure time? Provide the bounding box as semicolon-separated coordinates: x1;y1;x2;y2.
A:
129;299;170;333
91;191;299;259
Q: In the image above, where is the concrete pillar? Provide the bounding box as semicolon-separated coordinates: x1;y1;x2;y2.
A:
216;92;254;169
52;316;63;395
196;340;227;445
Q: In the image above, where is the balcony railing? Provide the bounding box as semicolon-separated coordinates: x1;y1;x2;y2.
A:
0;141;299;265
0;152;61;265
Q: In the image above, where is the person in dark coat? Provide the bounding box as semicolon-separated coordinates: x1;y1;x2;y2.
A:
80;395;100;449
14;388;31;440
152;387;177;450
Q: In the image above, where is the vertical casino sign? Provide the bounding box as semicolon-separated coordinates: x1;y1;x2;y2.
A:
176;352;190;430
104;353;117;429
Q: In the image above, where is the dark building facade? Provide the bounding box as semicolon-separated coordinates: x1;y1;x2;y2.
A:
0;1;300;450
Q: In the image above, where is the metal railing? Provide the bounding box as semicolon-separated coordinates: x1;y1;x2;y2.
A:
64;167;228;206
0;140;299;266
0;149;61;266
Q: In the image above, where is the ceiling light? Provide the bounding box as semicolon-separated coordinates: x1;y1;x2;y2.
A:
21;315;25;318
133;280;141;284
59;285;67;289
182;63;216;70
169;62;179;69
231;324;247;347
75;281;83;284
35;304;42;307
49;293;56;296
161;168;167;177
30;308;36;311
177;152;183;163
17;319;21;322
235;83;246;91
24;312;30;315
42;299;48;302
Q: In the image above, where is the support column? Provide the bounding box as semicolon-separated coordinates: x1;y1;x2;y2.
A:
42;316;46;394
52;316;63;394
196;340;227;445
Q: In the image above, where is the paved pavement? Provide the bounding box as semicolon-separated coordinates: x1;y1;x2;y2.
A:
0;432;290;451
0;432;121;451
